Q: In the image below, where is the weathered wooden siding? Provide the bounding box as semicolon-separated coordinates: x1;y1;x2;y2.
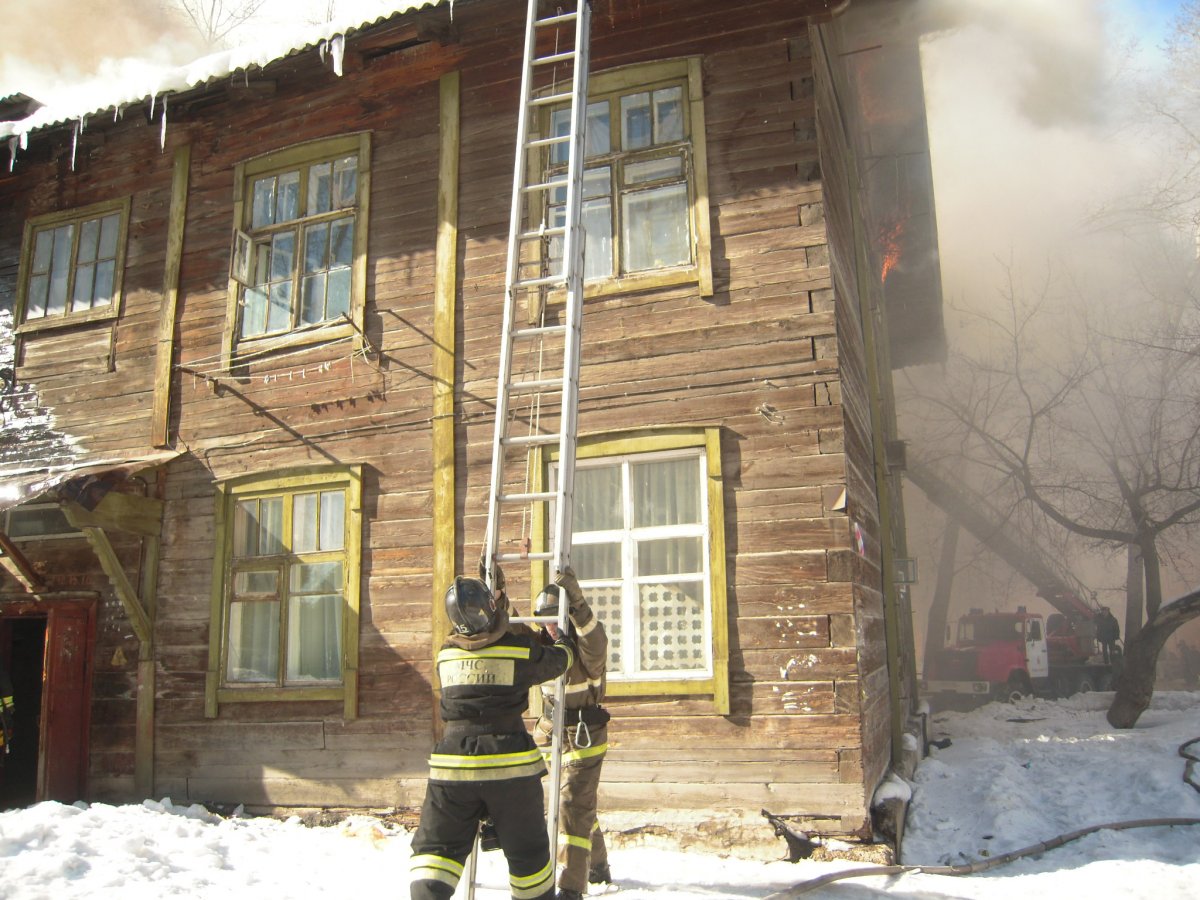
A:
0;0;898;846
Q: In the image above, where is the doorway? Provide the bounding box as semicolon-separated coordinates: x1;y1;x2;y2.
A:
0;616;46;810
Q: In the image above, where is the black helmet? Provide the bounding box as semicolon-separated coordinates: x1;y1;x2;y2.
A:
534;583;564;617
445;576;499;636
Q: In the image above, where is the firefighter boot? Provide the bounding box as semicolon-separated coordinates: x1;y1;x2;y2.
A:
557;891;584;900
588;863;612;885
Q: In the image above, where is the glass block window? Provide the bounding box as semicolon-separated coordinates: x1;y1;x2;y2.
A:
556;449;713;681
18;200;128;329
218;470;360;693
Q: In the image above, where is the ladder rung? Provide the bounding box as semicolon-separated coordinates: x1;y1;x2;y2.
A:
536;12;578;27
526;134;570;149
511;614;563;625
533;50;577;66
520;225;566;241
513;324;567;339
496;551;554;562
514;273;566;289
499;490;557;503
523;178;569;194
508;377;563;394
503;433;563;448
530;92;573;107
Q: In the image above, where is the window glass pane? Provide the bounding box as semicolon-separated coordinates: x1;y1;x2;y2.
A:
582;166;611;200
286;594;341;681
260;497;284;554
234;570;279;595
32;229;53;272
638;536;703;576
621;182;690;272
573;542;621;580
98;213;120;259
5;506;77;539
582;198;613;280
276;170;300;222
227;600;279;682
330;218;354;267
27;275;49;318
309;161;332;214
268;281;293;333
653;86;684;143
320;490;345;550
305;222;329;274
327;268;350;318
252;176;276;229
632;456;701;527
586;101;610;157
301;273;327;325
333;155;357;209
551;107;571;165
47;225;73;316
639;580;705;672
621;92;652;150
292;561;343;593
575;464;622;530
293;492;318;553
624;156;683;185
242;286;268;337
71;263;95;311
92;260;115;306
77;218;100;263
270;231;295;281
234;501;255;556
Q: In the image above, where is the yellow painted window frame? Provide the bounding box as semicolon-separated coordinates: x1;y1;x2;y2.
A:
204;465;363;718
13;197;132;334
222;132;372;367
532;425;729;714
536;57;713;301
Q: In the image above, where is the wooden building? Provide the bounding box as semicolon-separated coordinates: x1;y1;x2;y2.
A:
0;0;941;852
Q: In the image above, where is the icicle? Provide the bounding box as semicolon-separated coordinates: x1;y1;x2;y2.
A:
71;121;79;171
330;34;345;77
160;95;168;151
80;114;88;133
149;93;156;120
319;40;327;63
7;136;17;174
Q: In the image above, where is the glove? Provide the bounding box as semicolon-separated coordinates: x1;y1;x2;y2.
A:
554;634;578;661
479;554;506;594
555;566;585;614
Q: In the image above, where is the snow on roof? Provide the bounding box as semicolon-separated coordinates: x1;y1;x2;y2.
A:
1;1;449;146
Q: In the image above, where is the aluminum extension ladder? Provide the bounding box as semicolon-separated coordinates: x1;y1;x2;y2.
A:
465;0;592;897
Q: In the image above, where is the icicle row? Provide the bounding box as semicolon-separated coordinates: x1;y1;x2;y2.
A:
160;95;168;151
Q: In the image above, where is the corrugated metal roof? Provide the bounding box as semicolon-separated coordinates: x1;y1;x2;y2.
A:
1;1;450;143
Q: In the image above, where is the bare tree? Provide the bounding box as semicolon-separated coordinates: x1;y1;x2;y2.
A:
169;0;271;50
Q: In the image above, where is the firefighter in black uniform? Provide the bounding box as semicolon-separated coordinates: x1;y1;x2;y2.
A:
409;568;576;900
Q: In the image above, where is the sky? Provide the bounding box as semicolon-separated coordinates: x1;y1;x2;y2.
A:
2;690;1198;898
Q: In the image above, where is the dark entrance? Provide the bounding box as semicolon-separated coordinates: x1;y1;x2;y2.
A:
0;616;46;810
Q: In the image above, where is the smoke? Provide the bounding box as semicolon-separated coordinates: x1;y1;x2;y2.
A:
0;0;205;103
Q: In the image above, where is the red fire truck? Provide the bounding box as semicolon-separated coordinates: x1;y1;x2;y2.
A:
924;606;1118;706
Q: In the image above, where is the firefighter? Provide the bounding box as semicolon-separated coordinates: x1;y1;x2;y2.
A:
409;566;576;900
1095;607;1120;665
533;568;612;900
0;655;13;763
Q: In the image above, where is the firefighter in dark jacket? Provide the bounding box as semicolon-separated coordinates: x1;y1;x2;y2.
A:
533;569;611;900
409;567;576;900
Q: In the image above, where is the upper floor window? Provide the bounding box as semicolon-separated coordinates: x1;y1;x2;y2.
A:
206;466;363;718
539;58;713;298
15;199;130;332
225;134;370;361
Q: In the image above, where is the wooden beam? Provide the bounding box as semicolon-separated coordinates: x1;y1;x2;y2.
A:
61;492;164;538
65;519;152;644
152;143;191;448
431;69;461;733
0;531;46;591
135;532;161;798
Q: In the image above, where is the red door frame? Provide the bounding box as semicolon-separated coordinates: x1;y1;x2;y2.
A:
0;597;95;803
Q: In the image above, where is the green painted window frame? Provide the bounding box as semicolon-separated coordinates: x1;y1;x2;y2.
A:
222;132;371;366
205;465;363;718
533;426;729;714
13;197;131;334
536;57;713;300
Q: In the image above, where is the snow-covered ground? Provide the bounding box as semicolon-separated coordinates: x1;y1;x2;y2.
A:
1;691;1198;899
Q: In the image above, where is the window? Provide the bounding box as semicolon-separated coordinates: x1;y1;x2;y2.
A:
15;198;130;332
206;466;362;717
225;134;370;361
4;503;81;541
537;427;729;712
538;58;713;297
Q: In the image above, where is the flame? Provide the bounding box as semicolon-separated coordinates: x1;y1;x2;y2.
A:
878;217;907;283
